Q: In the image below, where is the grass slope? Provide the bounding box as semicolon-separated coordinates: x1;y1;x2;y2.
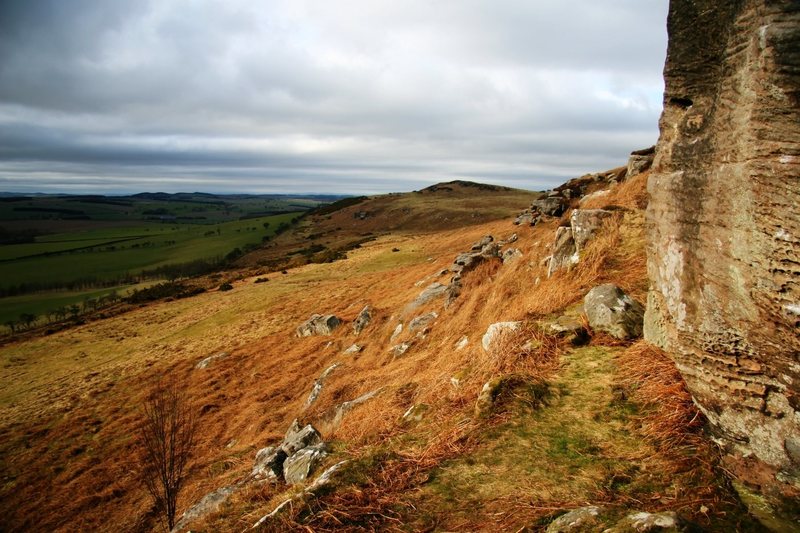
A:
0;174;758;532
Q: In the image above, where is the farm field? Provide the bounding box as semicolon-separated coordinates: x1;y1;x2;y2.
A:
0;212;304;330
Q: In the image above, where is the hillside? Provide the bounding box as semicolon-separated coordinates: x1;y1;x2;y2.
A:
236;180;540;272
0;168;762;531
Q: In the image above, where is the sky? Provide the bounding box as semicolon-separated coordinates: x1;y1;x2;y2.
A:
0;0;669;195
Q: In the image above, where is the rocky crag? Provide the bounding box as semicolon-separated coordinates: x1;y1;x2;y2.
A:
645;0;800;528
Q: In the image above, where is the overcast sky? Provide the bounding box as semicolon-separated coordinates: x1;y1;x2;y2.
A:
0;0;669;195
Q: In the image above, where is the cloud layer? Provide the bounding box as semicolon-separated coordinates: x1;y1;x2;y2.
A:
0;0;668;194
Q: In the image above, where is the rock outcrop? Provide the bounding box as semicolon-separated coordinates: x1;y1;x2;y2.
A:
644;0;800;527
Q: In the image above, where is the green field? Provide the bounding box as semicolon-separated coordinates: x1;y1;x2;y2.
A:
0;212;304;329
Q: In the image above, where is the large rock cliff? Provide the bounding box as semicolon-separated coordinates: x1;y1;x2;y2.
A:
645;0;799;527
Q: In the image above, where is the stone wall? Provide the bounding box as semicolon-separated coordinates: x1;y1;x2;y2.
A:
644;0;799;526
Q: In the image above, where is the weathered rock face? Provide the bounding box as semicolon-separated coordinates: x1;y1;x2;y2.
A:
645;0;800;525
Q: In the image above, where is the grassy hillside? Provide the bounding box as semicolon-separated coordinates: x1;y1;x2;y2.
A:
0;174;759;531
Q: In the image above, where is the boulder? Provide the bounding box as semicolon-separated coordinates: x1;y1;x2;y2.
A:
252;461;349;529
584;285;644;340
408;312;438;332
283;443;328;485
412;283;448;307
606;511;682;532
352;305;372;334
481;321;521;352
546;506;604;532
195;351;230;370
296;314;342;337
570;209;613;252
454;336;469;350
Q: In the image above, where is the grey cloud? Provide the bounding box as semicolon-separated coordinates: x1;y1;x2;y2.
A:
0;0;668;194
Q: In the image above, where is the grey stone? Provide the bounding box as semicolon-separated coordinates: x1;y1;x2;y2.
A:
502;248;523;264
283;443;328;485
409;312;438;332
296;314;342;337
626;146;655;177
305;363;342;407
412;283;448;306
482;321;521;352
352;305;372;334
471;235;494;251
546;316;589;346
548;226;578;277
455;336;469;350
390;323;403;342
390;342;412;357
330;388;384;428
195;351;230;370
532;196;568;217
546;506;603;532
281;419;323;456
343;344;362;355
251;446;287;481
608;511;681;532
570;209;613;253
584;284;644;340
172;485;239;532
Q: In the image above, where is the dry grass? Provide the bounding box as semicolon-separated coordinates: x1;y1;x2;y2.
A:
4;170;750;532
616;341;705;452
582;171;650;210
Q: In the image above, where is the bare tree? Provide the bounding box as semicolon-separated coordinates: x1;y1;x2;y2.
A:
138;381;197;531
